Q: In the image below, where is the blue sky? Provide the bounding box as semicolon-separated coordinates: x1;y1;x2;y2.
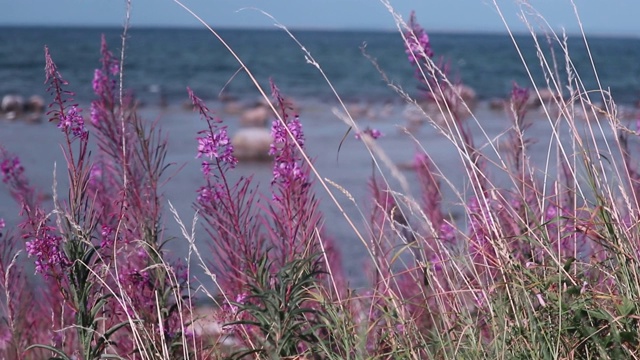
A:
1;0;638;36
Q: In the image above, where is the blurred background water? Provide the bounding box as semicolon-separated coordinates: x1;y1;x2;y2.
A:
1;27;639;106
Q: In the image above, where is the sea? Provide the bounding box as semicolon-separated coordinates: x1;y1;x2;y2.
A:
1;27;639;106
1;27;640;287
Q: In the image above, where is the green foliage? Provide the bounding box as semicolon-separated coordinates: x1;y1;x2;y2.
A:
225;253;328;359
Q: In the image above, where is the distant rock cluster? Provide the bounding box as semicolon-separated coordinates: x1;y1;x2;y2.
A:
0;94;45;123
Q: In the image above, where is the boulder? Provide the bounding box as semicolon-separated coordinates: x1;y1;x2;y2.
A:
231;127;272;161
531;88;561;107
223;100;243;115
239;104;270;127
489;98;505;111
1;94;24;113
25;95;45;113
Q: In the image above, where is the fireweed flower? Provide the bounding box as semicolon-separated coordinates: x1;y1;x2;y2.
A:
269;116;307;186
510;82;530;123
439;221;456;244
511;82;530;107
1;156;23;183
188;87;237;176
95;34;119;96
269;115;305;152
196;127;236;171
89;102;102;126
58;105;86;137
354;127;383;140
25;224;69;275
196;183;225;205
100;225;114;248
88;162;103;185
92;69;109;94
405;11;433;64
229;292;248;316
89;35;120;126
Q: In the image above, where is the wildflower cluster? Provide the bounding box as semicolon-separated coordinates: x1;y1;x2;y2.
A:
269;82;307;188
90;35;119;126
270;115;306;186
189;87;237;176
25;224;68;275
196;127;236;174
405;10;433;64
0;156;23;184
57;105;86;137
44;46;87;139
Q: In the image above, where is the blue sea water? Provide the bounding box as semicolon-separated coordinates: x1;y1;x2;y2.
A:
1;26;639;106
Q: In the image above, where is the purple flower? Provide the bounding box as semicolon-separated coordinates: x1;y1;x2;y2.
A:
100;224;115;248
58;105;86;137
196;184;225;205
92;69;108;94
405;11;433;64
510;82;530;122
439;221;456;244
89;101;102;125
109;63;119;76
25;225;68;275
354;127;383;140
189;87;237;173
269;118;307;186
229;292;248;316
269;116;305;155
273;161;306;185
511;83;530;105
196;127;237;171
89;162;103;185
1;156;23;183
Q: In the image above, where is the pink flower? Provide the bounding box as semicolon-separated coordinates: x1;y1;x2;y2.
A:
1;156;23;183
57;105;86;137
270;118;307;186
196;127;237;171
405;11;433;64
25;224;69;275
354;127;383;140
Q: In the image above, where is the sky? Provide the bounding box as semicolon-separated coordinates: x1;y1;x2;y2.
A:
0;0;639;36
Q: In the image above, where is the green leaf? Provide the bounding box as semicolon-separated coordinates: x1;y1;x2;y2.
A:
586;309;612;321
25;344;72;360
90;293;113;319
616;298;636;317
563;257;576;272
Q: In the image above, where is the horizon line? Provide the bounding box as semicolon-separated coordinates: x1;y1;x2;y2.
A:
0;24;637;39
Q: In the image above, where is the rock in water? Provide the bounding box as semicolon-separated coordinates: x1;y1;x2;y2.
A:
1;94;25;113
239;104;270;127
231;127;272;161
